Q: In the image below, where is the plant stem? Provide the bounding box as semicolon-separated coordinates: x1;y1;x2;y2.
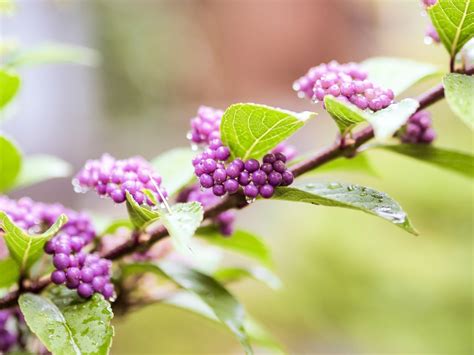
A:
0;75;457;309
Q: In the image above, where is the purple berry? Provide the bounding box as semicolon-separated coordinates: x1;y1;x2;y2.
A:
102;283;115;299
78;283;94;298
244;184;259;199
51;270;66;284
259;184;274;199
273;160;286;173
215;146;231;161
281;171;294;186
199;174;214;188
212;184;226;196
263;154;276;164
203;159;217;174
238;171;251;186
245;159;260;173
92;276;106;292
252;170;267;186
110;189;126;203
261;163;273;174
81;267;95;283
223;179;239;194
213;169;227;183
268;171;283;186
53;254;70;270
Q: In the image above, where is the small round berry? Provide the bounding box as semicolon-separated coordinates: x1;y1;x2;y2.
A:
263;154;276;164
273;160;286;173
78;283;94;298
233;159;245;170
55;242;71;255
102;283;115;299
92;276;106;292
238;171;250;186
66;267;81;283
194;164;204;176
215;146;230;161
212;184;226;196
244;159;260;173
223;179;239;194
281;171;294;186
261;163;273;174
252;170;267;186
203;159;217;174
226;163;241;178
199;174;214;188
259;184;274;199
274;153;287;163
51;270;66;285
213;168;227;183
70;237;84;252
53;254;70;270
44;240;56;255
268;171;283;186
66;278;80;289
81;267;95;283
110;189;126;203
244;184;259;199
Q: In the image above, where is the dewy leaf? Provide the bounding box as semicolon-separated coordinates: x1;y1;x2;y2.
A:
19;292;114;355
164;291;284;354
122;262;253;354
0;257;20;288
429;0;474;58
0;69;20;110
125;191;160;230
0;134;22;193
159;262;253;354
324;96;419;141
13;154;72;190
151;147;196;197
361;57;441;96
161;202;203;254
379;145;474;179
273;182;417;235
0;212;68;271
4;42;100;68
196;226;273;269
221;103;315;160
443;73;474;129
214;267;282;290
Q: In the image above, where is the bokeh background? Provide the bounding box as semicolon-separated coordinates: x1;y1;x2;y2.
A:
2;0;473;353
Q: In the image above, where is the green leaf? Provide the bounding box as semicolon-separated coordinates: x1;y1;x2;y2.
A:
164;291;285;354
4;43;100;68
161;202;203;254
0;257;20;288
214;267;282;290
196;227;273;269
19;292;113;355
361;57;441;96
0;135;22;193
443;73;474;129
324;96;419;140
0;69;20;110
151;147;196;196
273;182;417;235
122;262;253;354
13;154;72;190
125;191;160;230
0;212;68;271
221;103;315;160
428;0;474;58
378;145;474;179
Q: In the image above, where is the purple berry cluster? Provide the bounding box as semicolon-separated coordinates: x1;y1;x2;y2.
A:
293;61;368;99
0;310;18;353
399;110;436;144
178;185;236;236
188;105;224;145
293;61;394;111
46;240;114;300
0;196;114;300
73;154;167;205
193;139;294;200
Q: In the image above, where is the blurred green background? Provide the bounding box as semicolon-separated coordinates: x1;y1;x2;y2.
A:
3;0;473;353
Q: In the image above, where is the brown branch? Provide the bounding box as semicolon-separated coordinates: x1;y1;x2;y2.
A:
0;74;459;309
